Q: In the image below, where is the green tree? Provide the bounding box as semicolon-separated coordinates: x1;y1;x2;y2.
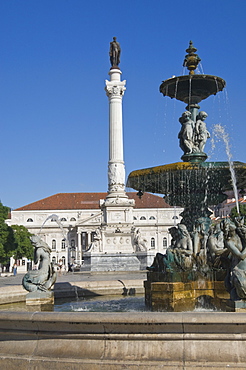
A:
230;204;246;223
0;201;15;266
0;202;33;268
0;202;10;221
11;225;33;260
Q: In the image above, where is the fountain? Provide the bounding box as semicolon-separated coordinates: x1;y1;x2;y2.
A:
2;40;246;369
127;41;246;312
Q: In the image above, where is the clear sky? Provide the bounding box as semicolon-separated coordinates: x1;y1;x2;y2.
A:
0;0;245;209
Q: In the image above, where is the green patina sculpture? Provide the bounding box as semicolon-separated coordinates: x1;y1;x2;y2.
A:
222;218;246;300
22;235;57;293
147;217;246;301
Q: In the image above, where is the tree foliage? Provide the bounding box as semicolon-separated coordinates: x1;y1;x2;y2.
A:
0;201;33;266
11;225;33;260
0;202;15;265
230;204;246;223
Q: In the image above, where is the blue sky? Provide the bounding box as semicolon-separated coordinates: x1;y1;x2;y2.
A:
0;0;246;209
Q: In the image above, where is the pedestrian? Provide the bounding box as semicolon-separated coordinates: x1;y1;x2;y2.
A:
13;263;17;276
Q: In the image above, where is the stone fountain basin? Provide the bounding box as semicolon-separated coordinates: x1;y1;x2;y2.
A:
127;161;246;206
1;310;246;369
159;74;226;103
1;279;246;368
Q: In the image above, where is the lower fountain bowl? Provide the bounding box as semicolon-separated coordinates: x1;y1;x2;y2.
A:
127;161;246;207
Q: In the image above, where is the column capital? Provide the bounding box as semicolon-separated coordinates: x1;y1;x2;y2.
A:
105;79;126;98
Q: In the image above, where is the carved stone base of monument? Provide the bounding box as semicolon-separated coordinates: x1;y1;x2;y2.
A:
225;299;246;312
145;280;229;312
26;291;54;312
82;252;147;272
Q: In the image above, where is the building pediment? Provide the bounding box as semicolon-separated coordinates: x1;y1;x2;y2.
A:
76;212;103;226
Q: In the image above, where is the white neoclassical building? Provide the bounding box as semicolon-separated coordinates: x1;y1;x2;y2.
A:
8;192;182;272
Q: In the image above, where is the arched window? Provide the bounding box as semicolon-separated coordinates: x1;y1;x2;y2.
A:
27;218;33;222
60;218;67;222
61;239;66;250
163;237;167;248
70;217;76;221
62;256;66;266
151;238;155;249
52;256;56;264
52;239;56;250
140;216;146;220
149;216;156;220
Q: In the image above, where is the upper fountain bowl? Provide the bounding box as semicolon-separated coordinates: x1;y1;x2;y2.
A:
160;74;226;104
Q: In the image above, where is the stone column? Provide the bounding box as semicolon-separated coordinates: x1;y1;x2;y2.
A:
105;68;128;201
87;232;91;248
77;231;82;260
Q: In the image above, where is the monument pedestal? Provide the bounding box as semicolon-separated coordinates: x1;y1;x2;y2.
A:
82;251;147;272
26;291;54;312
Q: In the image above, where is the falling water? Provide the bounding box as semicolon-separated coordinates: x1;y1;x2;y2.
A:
39;214;67;240
188;76;192;109
215;78;222;124
174;78;179;99
171;79;179;125
212;124;239;214
198;62;205;75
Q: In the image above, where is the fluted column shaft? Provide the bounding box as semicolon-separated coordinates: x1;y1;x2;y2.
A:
105;68;127;197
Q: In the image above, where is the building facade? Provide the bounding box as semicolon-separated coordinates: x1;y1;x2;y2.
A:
7;192;182;271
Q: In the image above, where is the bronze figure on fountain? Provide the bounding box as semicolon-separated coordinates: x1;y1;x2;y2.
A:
22;235;57;294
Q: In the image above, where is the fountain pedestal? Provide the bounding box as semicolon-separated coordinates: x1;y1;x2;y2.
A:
145;279;229;312
26;291;54;312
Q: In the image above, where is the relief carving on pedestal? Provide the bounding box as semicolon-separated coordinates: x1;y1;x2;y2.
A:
108;163;125;186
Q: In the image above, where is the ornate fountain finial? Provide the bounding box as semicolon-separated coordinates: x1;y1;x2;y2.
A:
183;41;201;75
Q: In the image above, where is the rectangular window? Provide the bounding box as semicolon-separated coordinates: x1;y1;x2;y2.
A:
151;238;155;249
